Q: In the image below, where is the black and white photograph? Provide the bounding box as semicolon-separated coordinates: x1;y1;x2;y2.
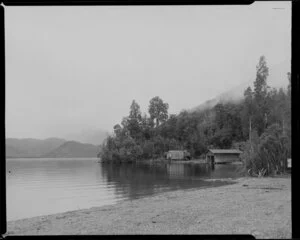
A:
5;2;291;237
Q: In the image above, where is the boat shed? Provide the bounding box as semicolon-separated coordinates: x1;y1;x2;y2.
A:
206;149;242;164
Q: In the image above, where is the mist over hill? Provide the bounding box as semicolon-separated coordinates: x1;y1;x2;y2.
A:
63;129;109;145
41;141;100;158
190;75;288;113
190;81;250;112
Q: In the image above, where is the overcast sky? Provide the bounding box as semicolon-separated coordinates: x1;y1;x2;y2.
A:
5;2;291;139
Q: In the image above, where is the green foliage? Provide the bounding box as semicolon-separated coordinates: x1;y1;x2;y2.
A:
99;56;291;176
232;141;247;151
238;56;291;176
253;56;270;135
240;130;261;176
254;56;269;101
241;124;289;176
148;96;169;127
241;86;255;139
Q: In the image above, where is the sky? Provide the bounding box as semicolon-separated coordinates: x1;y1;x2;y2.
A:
5;2;291;139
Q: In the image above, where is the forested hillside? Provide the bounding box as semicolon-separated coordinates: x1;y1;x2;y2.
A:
99;56;291;176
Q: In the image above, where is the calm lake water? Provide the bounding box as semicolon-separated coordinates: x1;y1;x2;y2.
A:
6;158;242;221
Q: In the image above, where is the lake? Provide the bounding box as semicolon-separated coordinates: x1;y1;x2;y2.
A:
6;158;242;221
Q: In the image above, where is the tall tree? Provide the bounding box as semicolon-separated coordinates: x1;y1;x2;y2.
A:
253;56;270;135
241;86;255;140
254;56;269;102
129;100;142;122
140;113;154;140
127;100;142;140
148;96;169;127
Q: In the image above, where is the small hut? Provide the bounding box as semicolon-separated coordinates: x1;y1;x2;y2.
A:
206;149;242;164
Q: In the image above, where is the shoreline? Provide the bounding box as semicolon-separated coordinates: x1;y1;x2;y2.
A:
7;176;291;238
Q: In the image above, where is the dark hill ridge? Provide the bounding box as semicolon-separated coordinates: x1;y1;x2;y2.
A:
41;141;100;158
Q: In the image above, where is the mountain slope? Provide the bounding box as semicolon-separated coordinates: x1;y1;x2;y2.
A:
191;72;289;113
6;145;29;158
6;138;66;158
190;86;246;112
190;80;252;112
64;129;108;145
41;141;100;158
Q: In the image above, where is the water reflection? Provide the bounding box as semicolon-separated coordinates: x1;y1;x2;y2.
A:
7;158;240;221
100;161;239;200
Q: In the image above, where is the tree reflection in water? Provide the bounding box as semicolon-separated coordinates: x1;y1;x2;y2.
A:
99;162;239;201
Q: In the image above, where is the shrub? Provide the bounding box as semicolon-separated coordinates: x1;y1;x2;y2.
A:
240;124;290;176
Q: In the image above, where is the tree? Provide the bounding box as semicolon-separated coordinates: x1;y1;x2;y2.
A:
253;56;270;135
158;114;178;140
141;140;154;159
113;124;122;137
241;86;255;140
212;127;233;148
121;137;143;161
212;103;243;148
254;56;269;102
214;103;226;129
129;100;142;122
140;113;155;140
99;58;291;167
148;96;169;127
127;100;142;140
152;135;166;157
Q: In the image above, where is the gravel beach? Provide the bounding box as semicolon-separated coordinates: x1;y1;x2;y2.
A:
6;176;291;238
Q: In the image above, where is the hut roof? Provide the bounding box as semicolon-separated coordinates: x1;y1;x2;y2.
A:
208;149;242;154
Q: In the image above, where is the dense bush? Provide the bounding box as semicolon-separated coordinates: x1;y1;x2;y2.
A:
240;124;290;176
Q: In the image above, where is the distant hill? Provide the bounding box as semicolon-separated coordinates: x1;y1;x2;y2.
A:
6;138;66;158
41;141;100;158
64;129;108;145
6;138;100;158
6;145;29;158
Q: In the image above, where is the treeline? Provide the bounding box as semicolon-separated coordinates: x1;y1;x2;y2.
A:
99;56;291;176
